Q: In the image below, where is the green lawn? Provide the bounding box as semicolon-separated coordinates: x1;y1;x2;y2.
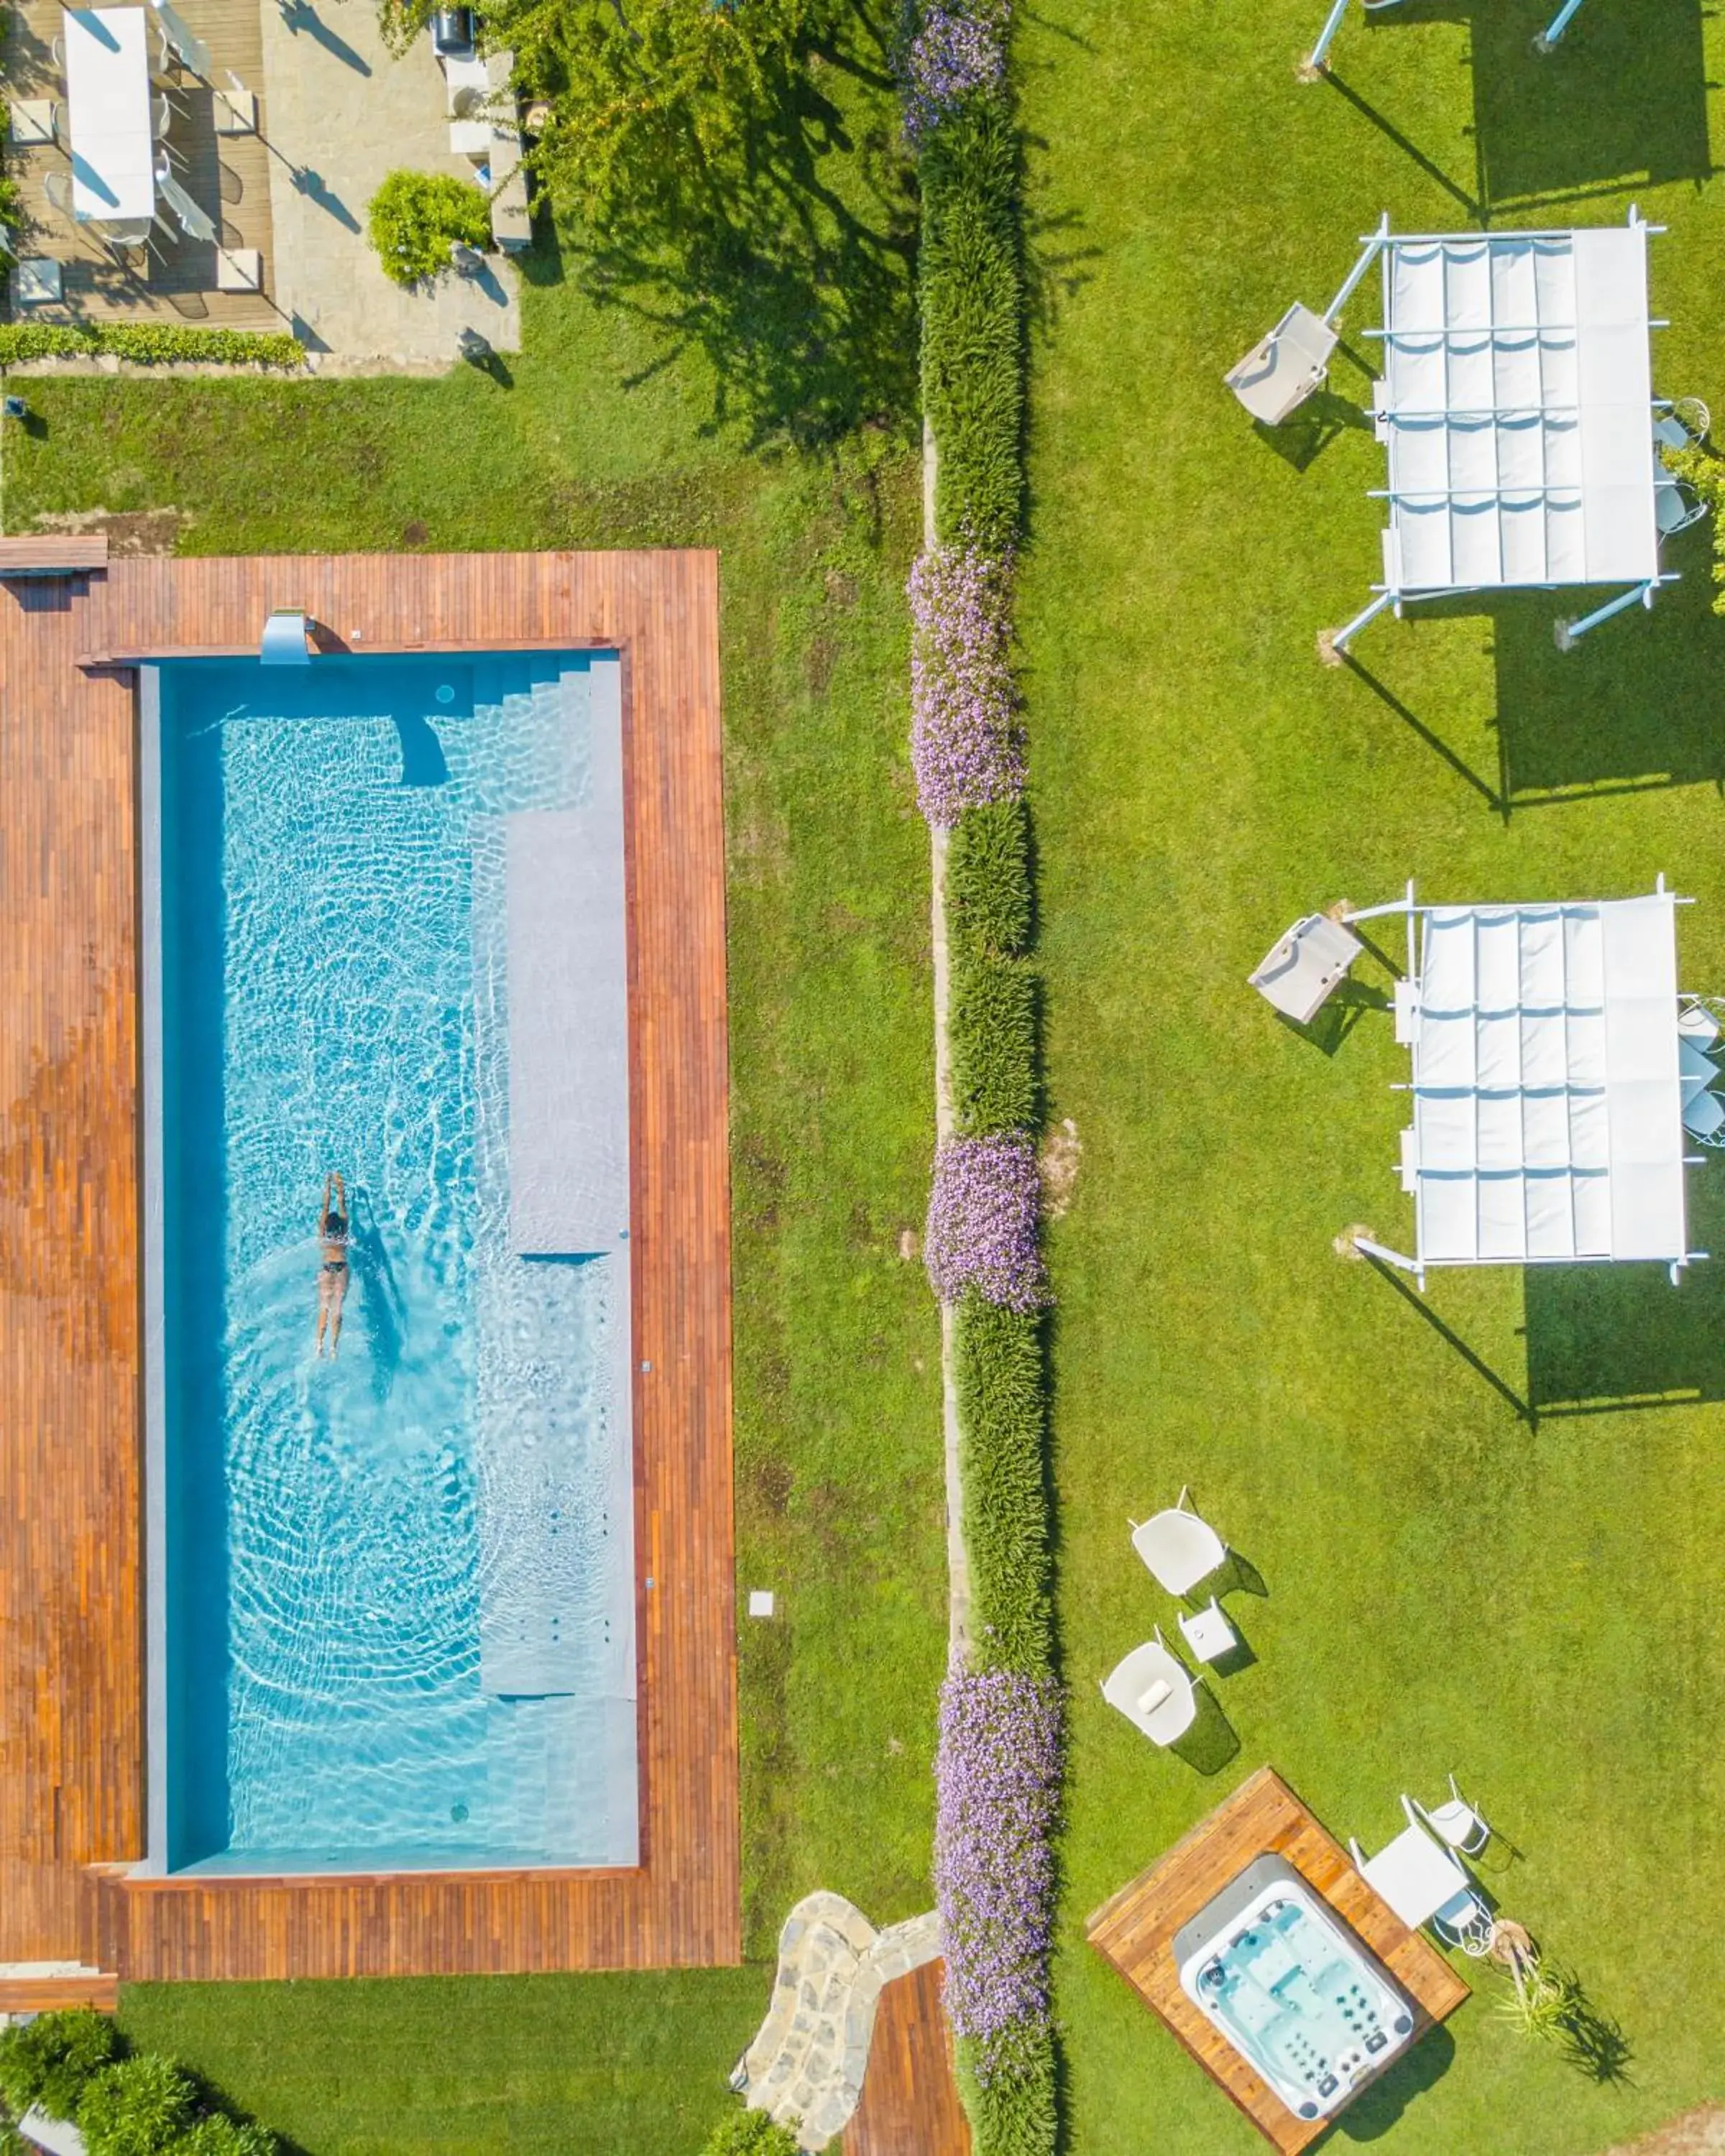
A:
114;1972;769;2154
2;106;942;2148
1017;1;1725;2150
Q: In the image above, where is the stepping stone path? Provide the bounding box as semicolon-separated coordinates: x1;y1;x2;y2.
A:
732;1891;943;2150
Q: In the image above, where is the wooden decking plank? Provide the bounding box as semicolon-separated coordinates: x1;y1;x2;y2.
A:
3;550;737;1979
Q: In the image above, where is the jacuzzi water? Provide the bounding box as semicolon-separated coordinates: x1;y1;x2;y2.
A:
1177;1855;1414;2121
146;651;637;1874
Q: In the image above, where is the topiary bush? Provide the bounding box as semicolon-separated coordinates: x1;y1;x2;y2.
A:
0;2008;121;2123
76;2055;199;2156
174;2119;278;2156
948;796;1031;960
953;1292;1049;1673
701;2108;801;2156
367;170;490;287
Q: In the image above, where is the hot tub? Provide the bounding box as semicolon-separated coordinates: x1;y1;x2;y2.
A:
1175;1854;1415;2122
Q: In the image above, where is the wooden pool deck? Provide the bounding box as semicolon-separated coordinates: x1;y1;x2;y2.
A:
840;1961;971;2156
0;548;740;1981
1086;1767;1470;2155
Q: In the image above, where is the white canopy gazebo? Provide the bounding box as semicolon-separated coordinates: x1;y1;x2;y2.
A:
1322;208;1680;656
1341;880;1708;1285
1310;0;1590;74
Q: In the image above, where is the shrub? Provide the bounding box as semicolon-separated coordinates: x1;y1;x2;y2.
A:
947;796;1031;959
368;170;490;287
76;2056;198;2156
909;545;1022;827
934;1667;1060;2072
924;1135;1044;1311
954;2021;1057;2156
701;2109;801;2155
0;324;302;367
954;1293;1049;1671
0;2008;121;2122
919;94;1024;550
900;0;1010;147
950;951;1036;1133
174;2120;278;2156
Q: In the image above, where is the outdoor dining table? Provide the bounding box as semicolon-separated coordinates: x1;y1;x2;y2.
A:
1357;1823;1470;1929
62;6;154;224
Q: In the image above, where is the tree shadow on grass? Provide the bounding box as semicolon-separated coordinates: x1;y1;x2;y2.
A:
555;11;919;451
1523;1170;1725;1414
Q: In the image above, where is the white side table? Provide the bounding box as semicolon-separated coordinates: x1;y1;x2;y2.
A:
9;98;56;144
216;247;262;292
1177;1597;1237;1665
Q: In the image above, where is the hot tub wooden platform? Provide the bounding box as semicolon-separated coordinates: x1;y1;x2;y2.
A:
1085;1766;1470;2154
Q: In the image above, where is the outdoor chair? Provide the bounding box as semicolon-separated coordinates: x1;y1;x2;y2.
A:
1431;1892;1495;1957
1100;1631;1199;1748
1683;1087;1725;1142
1249;911;1362;1025
1129;1487;1227;1597
1654;397;1711;451
1407;1773;1489;1856
41;170;73;221
49;33;65;72
1225;303;1337;427
1679;998;1722;1051
1655;469;1708;538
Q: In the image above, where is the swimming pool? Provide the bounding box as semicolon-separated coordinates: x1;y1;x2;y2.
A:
140;648;638;1874
1176;1856;1414;2122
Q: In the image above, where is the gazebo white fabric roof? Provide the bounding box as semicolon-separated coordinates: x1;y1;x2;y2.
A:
1377;224;1658;596
1355;888;1696;1274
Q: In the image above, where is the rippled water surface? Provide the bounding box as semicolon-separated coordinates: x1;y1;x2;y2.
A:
158;654;632;1870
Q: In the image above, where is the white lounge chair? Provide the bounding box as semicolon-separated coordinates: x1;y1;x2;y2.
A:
1407;1773;1489;1856
1130;1487;1226;1597
1101;1631;1198;1747
1683;1087;1725;1142
1678;997;1721;1049
1225;303;1338;426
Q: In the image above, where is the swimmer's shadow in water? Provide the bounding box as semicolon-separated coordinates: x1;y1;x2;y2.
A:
349;1187;408;1396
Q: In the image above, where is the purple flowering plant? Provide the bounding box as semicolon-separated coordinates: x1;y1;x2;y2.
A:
900;0;1011;147
935;1665;1062;2078
924;1134;1045;1310
909;545;1024;829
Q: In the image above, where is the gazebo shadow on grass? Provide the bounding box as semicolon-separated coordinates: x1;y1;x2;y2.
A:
1491;545;1725;806
1524;1171;1725;1414
1326;0;1708;220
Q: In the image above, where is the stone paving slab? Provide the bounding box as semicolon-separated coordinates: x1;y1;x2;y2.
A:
734;1893;943;2152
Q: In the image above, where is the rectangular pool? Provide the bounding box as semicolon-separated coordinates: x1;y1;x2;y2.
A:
140;649;638;1874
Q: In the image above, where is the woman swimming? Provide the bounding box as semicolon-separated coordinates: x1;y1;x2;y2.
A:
316;1171;350;1358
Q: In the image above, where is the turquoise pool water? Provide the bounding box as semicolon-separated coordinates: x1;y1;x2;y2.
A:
148;651;637;1874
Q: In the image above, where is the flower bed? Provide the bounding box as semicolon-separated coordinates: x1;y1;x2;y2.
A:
909;545;1023;827
901;0;1011;147
924;1134;1044;1310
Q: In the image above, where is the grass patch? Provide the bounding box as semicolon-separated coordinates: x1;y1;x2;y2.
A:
116;1973;768;2155
1017;0;1725;2150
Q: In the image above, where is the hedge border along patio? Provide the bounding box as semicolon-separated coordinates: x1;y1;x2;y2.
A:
904;6;1061;2152
0;325;304;367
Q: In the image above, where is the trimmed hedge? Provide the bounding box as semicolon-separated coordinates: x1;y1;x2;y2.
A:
951;953;1037;1134
954;2024;1059;2156
947;796;1032;959
954;1292;1050;1677
919;93;1024;551
0;323;303;367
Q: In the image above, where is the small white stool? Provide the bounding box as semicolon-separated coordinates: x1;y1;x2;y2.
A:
8;98;55;145
1178;1597;1238;1665
14;257;64;306
216;247;262;292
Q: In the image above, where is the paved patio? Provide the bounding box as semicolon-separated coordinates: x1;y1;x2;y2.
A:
2;0;520;361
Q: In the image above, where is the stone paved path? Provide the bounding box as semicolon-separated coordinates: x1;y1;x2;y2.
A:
732;1892;943;2151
